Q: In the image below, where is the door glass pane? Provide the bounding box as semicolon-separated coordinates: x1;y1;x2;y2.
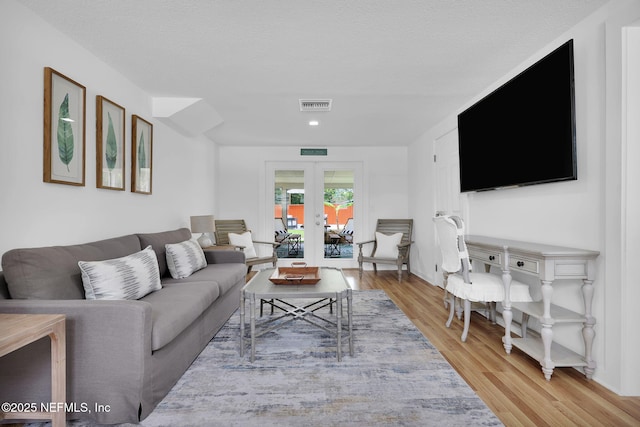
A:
274;170;304;259
323;170;354;259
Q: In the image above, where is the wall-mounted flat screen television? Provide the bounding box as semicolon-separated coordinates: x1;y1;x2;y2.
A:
457;39;577;192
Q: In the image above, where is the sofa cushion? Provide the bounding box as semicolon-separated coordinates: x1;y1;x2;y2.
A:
137;228;192;278
2;234;142;299
165;239;207;279
78;246;162;300
140;281;221;351
162;262;246;295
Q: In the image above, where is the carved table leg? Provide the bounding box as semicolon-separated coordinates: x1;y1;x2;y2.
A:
582;278;596;379
540;280;555;380
502;268;514;354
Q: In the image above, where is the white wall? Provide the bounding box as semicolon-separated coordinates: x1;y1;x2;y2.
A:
408;0;640;395
216;145;409;264
0;1;217;256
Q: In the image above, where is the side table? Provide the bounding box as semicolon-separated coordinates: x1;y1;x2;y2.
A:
0;313;66;427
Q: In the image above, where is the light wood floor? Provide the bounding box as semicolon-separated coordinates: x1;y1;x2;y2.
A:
340;268;640;427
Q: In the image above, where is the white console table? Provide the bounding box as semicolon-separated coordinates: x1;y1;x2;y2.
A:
465;236;599;380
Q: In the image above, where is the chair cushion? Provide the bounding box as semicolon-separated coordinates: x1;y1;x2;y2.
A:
446;272;532;303
165;239;207;279
228;231;257;259
78;246;162;300
375;232;403;258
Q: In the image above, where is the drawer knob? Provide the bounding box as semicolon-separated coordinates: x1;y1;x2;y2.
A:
489;255;495;261
517;261;525;267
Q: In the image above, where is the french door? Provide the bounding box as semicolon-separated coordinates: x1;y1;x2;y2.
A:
267;161;362;268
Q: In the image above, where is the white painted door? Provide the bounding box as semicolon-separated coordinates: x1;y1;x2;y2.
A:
433;128;463;286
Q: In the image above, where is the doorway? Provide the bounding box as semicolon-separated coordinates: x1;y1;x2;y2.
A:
267;162;361;267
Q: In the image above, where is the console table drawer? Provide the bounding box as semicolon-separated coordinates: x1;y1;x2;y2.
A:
509;256;539;274
468;248;502;267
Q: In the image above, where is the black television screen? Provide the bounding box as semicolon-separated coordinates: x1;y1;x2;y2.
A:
457;40;577;192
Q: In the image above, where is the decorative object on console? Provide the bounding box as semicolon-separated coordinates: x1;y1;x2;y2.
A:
96;95;126;190
131;114;153;194
190;215;216;248
43;67;86;186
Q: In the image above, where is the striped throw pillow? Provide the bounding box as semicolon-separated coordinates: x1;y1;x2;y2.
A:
78;246;162;300
165;239;207;279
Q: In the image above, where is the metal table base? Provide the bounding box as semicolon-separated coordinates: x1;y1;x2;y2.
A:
240;267;353;362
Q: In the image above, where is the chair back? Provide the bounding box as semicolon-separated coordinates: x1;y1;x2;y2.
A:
342;218;354;234
275;217;287;233
214;219;249;245
433;215;471;282
376;219;413;247
274;217;290;243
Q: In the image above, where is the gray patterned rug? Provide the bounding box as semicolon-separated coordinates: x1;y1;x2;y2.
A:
136;290;501;427
38;290;501;427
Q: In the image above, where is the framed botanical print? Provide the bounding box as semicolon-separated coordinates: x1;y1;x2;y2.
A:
43;67;86;186
96;96;125;190
131;115;153;194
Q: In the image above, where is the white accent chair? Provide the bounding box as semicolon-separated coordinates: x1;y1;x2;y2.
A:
433;215;532;342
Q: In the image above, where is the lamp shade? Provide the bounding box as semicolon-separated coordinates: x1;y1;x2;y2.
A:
190;215;216;233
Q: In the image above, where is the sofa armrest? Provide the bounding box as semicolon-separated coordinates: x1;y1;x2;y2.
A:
0;299;153;424
203;248;246;264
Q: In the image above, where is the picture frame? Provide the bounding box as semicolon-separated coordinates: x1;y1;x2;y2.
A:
131;115;153;194
43;67;86;186
96;96;126;190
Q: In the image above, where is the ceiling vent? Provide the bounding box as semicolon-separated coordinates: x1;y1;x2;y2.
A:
299;99;332;112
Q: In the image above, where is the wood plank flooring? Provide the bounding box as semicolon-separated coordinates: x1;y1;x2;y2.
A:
340;268;640;427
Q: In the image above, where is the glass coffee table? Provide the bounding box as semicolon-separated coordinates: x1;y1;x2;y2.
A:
240;267;353;362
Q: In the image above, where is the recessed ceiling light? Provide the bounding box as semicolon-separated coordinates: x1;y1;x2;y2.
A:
309;120;319;126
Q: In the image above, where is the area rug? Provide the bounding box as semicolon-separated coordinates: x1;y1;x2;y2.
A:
40;290;502;427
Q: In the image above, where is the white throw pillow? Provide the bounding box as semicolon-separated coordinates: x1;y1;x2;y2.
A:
165;239;207;279
375;232;403;258
228;231;257;259
78;246;162;300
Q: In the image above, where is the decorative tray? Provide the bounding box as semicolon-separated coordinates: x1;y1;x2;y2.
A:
269;264;320;285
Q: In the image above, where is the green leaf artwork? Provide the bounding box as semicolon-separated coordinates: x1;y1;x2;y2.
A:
105;112;117;171
57;93;74;172
138;132;146;169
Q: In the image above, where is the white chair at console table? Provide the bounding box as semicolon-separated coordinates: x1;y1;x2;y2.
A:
464;235;599;381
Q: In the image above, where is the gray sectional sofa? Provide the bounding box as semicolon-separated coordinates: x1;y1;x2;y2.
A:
0;228;246;424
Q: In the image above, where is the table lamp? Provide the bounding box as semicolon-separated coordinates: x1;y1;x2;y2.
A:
190;215;216;248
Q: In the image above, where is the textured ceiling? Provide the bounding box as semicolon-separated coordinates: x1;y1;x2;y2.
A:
21;0;608;147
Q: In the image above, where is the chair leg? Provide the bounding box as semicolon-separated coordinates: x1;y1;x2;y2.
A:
461;299;471;342
490;302;497;324
455;298;463;320
445;295;456;328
